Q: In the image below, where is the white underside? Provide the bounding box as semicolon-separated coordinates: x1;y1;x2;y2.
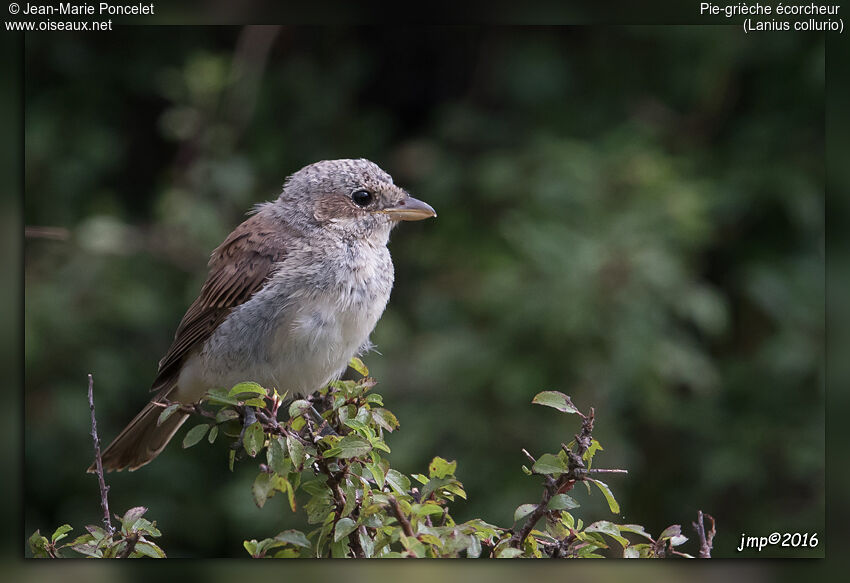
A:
172;255;391;402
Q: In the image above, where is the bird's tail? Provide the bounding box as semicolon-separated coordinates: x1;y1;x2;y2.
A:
87;401;189;473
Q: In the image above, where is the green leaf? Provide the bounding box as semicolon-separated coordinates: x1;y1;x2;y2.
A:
428;456;457;479
341;482;358;518
267;436;289;475
531;453;566;475
207;425;219;444
182;424;209;448
531;391;579;414
134;541;166;558
521;465;533;475
323;435;371;459
50;524;73;544
65;533;94;549
659;524;682;540
582;438;603;463
29;530;49;557
253;473;291;510
215;408;240;423
134;518;161;538
71;541;103;558
243;539;258;556
84;525;106;540
372;408;399;432
157;403;181;427
624;546;641;558
386;469;411;494
366;456;386;489
206;387;239;406
420;476;453;500
514;503;537;523
412;473;429;485
302;478;330;496
418;503;446;517
466;535;482;558
331;538;351;558
348;356;369;376
587;478;620;514
445;482;467;500
289;399;312;418
547;494;579;510
344;417;369;431
121;506;148;530
253;473;275;508
243;422;265;457
274;529;311;548
585;520;630;548
619;524;654;541
496;547;524;558
334;517;357;542
228;382;267;398
282;476;297;512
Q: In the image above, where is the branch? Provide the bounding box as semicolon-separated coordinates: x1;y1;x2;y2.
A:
692;510;715;558
87;374;114;536
117;532;140;558
510;405;628;551
387;495;415;538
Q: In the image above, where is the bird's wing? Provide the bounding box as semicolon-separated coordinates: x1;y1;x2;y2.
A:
150;210;293;395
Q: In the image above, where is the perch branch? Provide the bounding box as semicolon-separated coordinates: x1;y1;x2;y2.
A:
693;510;715;558
87;374;114;536
387;495;415;538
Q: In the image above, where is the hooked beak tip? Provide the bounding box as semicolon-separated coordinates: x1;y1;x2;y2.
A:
382;196;437;221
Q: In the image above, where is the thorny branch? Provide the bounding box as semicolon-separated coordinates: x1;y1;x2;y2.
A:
387;495;415;538
693;510;715;558
509;404;627;550
87;374;114;536
117;532;140;559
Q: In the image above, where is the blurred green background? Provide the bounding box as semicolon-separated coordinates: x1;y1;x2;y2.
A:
24;26;824;558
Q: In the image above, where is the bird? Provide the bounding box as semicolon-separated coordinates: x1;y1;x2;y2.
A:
89;158;436;472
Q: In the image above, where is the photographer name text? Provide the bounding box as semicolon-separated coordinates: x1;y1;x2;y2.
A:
19;2;154;15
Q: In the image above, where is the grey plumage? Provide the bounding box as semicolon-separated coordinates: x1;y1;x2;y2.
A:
91;159;435;472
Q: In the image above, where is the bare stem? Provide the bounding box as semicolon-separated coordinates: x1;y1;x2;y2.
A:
693;510;715;558
387;495;415;538
117;532;139;558
87;374;114;536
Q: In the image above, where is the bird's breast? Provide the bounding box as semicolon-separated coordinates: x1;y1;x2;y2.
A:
199;243;394;396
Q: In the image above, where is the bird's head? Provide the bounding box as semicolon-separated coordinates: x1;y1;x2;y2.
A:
277;159;436;242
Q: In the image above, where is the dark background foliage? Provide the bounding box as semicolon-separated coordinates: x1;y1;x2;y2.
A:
24;26;824;558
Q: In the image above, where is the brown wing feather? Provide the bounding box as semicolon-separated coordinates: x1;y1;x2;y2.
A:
150;211;293;395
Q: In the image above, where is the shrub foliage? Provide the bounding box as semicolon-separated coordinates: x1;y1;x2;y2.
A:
30;360;713;558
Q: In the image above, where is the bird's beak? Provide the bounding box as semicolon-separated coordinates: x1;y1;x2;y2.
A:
380;196;437;221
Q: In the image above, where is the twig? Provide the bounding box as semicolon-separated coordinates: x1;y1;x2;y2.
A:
510;484;554;548
692;510;715;558
87;374;114;536
117;532;140;558
387;495;415;538
25;226;70;240
510;405;622;550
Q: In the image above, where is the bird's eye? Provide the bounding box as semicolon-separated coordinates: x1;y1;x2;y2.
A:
351;190;373;207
